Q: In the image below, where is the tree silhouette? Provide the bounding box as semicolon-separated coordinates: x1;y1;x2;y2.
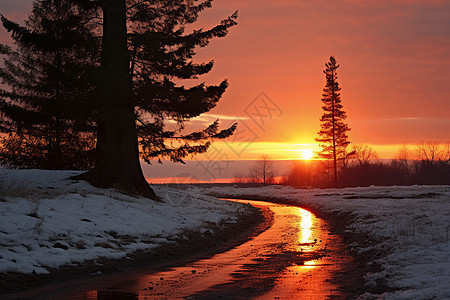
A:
315;56;351;187
0;0;98;169
79;0;237;200
1;0;237;200
350;144;378;167
413;142;450;184
249;155;276;185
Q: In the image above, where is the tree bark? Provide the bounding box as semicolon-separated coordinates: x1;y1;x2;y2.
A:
76;0;159;200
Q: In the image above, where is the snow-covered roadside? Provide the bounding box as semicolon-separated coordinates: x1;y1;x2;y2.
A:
191;185;450;300
0;169;246;275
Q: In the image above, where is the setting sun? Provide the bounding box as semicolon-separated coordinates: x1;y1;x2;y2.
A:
301;149;314;160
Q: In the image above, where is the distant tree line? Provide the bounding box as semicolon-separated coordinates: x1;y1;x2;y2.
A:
283;142;450;188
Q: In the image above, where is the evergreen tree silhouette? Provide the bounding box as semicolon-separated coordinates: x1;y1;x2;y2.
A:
0;0;98;169
315;56;352;187
79;0;237;200
2;0;238;199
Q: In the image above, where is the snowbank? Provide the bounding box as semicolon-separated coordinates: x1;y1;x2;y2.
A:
193;185;450;300
0;169;245;275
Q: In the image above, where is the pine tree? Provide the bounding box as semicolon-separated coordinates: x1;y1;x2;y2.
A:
0;0;98;169
76;0;238;199
1;0;237;199
128;1;238;164
315;56;351;188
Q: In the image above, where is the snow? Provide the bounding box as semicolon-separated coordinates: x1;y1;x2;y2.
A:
1;169;448;299
191;185;450;300
0;169;244;275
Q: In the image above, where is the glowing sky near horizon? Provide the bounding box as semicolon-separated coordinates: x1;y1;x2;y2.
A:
1;0;449;163
189;0;450;159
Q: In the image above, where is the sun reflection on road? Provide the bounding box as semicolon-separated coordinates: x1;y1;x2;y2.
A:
299;209;313;244
257;204;346;299
302;259;317;269
72;200;349;300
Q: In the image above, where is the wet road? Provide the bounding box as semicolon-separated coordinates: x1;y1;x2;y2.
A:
8;199;352;299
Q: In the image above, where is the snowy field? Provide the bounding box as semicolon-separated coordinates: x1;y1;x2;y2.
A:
192;185;450;300
0;169;245;275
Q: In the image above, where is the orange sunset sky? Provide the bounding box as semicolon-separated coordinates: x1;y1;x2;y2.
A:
1;0;449;173
189;0;450;161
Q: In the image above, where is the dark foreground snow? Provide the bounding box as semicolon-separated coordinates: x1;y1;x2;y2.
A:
0;169;245;275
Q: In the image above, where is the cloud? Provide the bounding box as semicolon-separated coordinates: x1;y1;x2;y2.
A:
193;113;248;122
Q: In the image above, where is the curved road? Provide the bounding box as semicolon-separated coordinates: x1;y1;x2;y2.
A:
7;199;353;299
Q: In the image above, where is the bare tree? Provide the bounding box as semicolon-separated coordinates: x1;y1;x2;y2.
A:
351;144;379;166
415;142;450;167
413;142;450;184
392;145;413;178
249;155;276;185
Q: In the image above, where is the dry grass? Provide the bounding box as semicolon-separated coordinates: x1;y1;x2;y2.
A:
0;171;34;201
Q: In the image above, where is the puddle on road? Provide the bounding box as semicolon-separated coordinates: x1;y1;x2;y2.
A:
10;199;352;299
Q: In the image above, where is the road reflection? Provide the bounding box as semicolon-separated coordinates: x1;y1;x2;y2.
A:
76;199;350;299
299;208;313;245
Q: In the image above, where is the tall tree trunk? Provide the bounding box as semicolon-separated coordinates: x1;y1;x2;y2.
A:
76;0;158;200
331;72;338;188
